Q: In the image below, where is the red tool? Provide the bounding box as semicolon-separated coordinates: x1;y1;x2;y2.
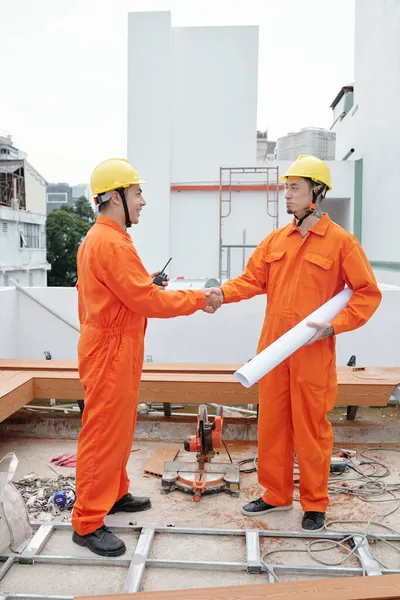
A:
162;405;240;502
184;405;223;470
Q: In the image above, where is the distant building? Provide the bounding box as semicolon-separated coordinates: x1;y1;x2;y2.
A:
256;131;276;162
276;127;336;161
0;136;50;287
46;182;90;214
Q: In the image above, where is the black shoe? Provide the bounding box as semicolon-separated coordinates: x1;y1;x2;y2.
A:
72;526;126;557
302;511;326;532
108;493;151;515
241;497;293;517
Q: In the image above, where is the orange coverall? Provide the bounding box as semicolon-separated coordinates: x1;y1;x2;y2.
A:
72;216;206;535
221;214;382;512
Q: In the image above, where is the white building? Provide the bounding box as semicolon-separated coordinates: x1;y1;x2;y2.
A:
0;137;49;287
127;12;354;283
332;0;400;286
46;182;91;214
276;127;336;161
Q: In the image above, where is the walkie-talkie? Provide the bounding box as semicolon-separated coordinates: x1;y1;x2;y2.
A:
153;257;172;287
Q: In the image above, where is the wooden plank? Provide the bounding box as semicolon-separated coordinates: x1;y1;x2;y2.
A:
0;360;240;374
1;360;399;384
0;372;34;422
143;446;180;477
0;371;23;385
32;371;84;400
75;573;400;600
337;366;400;386
26;370;394;407
0;359;79;371
1;366;396;425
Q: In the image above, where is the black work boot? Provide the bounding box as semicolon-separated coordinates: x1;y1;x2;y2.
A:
302;511;326;532
108;493;151;515
72;526;126;557
241;497;293;517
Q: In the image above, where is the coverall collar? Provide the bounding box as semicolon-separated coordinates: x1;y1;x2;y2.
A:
96;215;132;241
286;213;331;237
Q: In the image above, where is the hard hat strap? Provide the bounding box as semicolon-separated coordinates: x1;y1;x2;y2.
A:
117;188;131;228
296;181;328;227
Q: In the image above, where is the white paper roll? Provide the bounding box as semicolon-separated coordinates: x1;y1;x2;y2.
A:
234;288;353;388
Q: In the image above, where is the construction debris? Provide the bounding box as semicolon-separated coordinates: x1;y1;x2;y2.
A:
15;473;76;521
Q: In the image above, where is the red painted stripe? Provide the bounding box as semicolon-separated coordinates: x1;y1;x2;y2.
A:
171;184;284;192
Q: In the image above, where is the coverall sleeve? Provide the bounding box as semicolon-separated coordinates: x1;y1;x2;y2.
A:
220;242;267;303
330;242;382;335
102;244;207;318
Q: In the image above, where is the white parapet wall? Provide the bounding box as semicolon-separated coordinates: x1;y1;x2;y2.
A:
0;287;19;358
1;282;399;368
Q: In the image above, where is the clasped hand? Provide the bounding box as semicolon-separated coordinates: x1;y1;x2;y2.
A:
151;274;223;314
203;287;224;314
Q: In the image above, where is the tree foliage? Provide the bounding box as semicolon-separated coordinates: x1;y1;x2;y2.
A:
61;196;95;224
47;197;95;286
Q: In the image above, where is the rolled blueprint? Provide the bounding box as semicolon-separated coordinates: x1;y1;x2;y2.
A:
234;288;353;388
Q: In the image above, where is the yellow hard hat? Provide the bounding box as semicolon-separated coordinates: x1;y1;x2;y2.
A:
90;158;146;196
280;154;332;191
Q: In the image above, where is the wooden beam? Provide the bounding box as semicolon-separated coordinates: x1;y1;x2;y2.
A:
75;573;400;600
30;370;394;407
0;359;79;371
1;365;397;423
0;360;241;374
0;371;34;423
1;360;399;384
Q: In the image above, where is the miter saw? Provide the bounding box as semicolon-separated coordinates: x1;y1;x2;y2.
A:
161;405;240;502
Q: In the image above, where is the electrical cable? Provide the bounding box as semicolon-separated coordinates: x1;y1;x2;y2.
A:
261;448;400;581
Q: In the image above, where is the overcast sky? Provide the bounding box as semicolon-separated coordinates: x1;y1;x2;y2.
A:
0;0;355;184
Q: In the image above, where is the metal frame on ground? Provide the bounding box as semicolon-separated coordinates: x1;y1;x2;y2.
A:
1;522;400;599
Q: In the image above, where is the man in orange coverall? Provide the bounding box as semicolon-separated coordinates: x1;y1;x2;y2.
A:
71;158;222;556
213;154;381;532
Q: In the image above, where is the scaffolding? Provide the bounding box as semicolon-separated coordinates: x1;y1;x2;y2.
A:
0;162;26;210
218;166;280;281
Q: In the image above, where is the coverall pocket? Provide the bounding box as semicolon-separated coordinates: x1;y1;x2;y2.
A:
302;252;333;291
265;251;286;288
78;334;107;358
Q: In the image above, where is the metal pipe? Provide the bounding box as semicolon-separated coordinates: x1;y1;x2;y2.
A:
124;527;155;593
31;522;400;541
242;230;246;271
227;247;231;280
207;403;257;416
9;278;80;333
146;559;246;571
148;411;200;417
353;535;382;576
246;530;262;573
342;148;355;161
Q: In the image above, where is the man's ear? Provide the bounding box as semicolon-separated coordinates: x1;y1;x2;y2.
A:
110;190;120;205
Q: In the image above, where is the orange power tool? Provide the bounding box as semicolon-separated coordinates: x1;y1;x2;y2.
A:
161;405;240;502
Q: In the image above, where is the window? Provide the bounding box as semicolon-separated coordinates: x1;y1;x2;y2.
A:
20;223;40;248
1;222;7;233
47;192;68;203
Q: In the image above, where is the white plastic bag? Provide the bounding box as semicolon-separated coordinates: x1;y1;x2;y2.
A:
0;453;33;553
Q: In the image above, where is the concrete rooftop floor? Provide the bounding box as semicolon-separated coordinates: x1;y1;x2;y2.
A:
0;432;399;597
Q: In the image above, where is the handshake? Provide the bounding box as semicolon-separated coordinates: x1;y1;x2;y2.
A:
203;287;224;314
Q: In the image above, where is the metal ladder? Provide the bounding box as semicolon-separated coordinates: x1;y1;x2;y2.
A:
1;522;399;598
